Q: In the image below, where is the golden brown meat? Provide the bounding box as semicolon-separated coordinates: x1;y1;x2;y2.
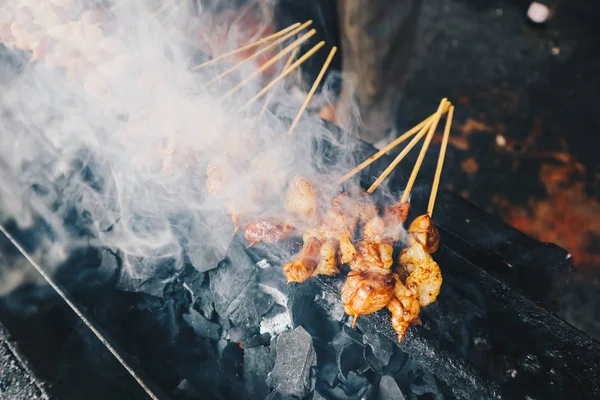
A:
407;214;440;254
338;233;357;264
341;269;396;325
282;237;322;283
381;202;411;243
349;241;394;271
386;278;421;341
313;241;339;276
398;243;443;307
285;176;317;218
244;218;296;244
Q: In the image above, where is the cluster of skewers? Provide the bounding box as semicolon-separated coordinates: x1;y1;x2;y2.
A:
234;98;454;341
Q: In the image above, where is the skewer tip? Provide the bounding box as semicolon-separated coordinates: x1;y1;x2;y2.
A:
352;314;359;328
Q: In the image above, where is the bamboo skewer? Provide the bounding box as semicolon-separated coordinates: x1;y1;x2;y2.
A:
191;22;302;71
240;41;326;110
203;21;312;85
220;30;315;99
398;99;448;203
366;119;433;194
259;47;299;115
367;99;448;194
338;106;450;184
287;46;337;136
428;105;454;217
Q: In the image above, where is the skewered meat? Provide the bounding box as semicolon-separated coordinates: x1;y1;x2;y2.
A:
398;242;442;307
244;217;296;244
285;176;317;218
407;214;440;254
349;240;393;271
313;240;339;276
386;278;420;341
282;236;321;283
341;269;396;325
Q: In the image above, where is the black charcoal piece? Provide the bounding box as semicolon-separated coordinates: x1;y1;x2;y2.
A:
289;280;339;340
116;249;182;297
312;391;328;400
363;332;394;368
317;362;339;387
342;371;369;395
180;210;235;273
242;333;271;348
257;264;291;307
377;376;406;400
314;290;346;322
209;241;274;328
243;345;274;399
96;248;119;282
183;309;221;340
266;326;316;398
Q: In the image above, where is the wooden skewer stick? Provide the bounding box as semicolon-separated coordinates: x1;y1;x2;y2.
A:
240;41;326;110
338;105;450;184
191;22;302;71
398;99;449;203
161;0;187;23
220;30;315;99
203;21;312;85
427;105;454;217
366;118;434;193
259;47;299;115
287;46;337;136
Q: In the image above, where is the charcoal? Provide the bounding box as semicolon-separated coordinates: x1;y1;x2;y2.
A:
289;281;339;340
219;342;245;398
183;309;221;340
335;337;366;381
317;362;339;387
242;333;271;348
363;332;394;371
341;371;369;395
243;345;274;399
314;290;346;322
96;249;119;282
257;264;291;307
312;391;328;400
174;209;234;273
409;369;441;397
209;241;274;328
260;304;292;337
116;250;182;297
226;326;252;343
377;376;406;400
179;266;205;300
266;326;316;398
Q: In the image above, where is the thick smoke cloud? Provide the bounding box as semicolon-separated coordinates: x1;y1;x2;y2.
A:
0;0;382;294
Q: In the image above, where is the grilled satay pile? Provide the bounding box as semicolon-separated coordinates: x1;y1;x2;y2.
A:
229;98;455;342
240;176;441;341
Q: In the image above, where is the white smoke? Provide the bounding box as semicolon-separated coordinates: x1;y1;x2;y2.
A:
0;0;372;293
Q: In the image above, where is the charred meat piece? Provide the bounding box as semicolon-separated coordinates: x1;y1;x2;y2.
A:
341;269;396;324
386;278;421;342
407;214;440;254
398;243;443;307
282;236;322;283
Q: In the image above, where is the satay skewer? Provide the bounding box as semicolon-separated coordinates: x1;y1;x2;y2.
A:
204;20;313;85
399;98;448;203
287;46;337;136
338;105;450;184
220;31;314;99
191;22;302;71
259;47;300;115
241;41;326;110
367;98;447;195
428;105;454;217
